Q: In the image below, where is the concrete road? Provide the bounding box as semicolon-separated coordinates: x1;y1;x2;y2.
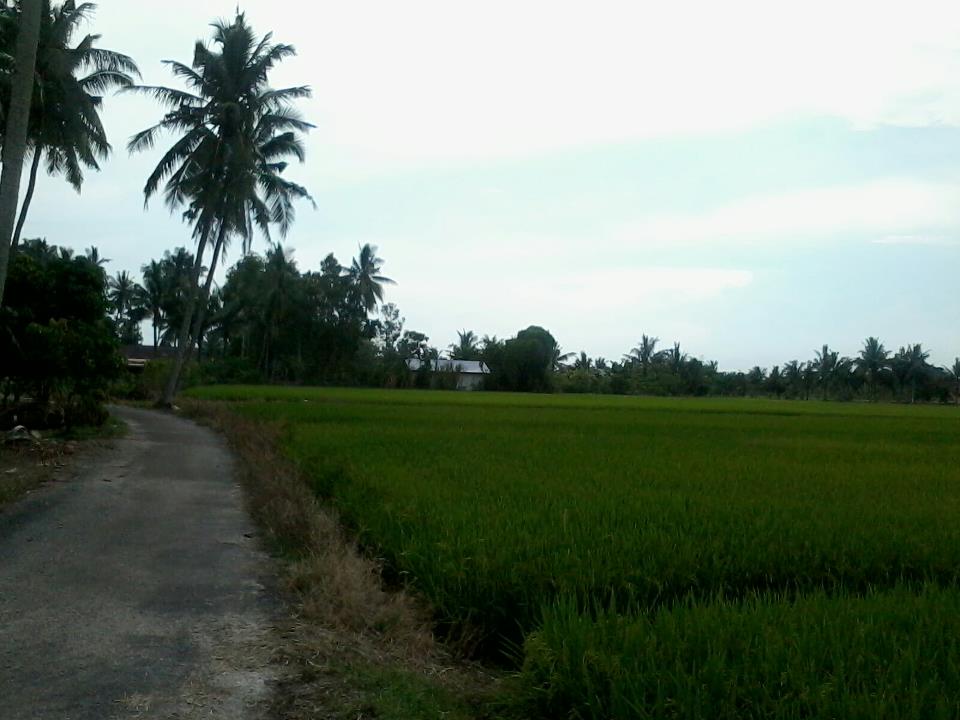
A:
0;406;277;719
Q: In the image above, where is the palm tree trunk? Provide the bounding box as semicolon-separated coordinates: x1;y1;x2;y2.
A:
187;223;227;360
11;149;41;251
159;227;211;407
0;0;42;307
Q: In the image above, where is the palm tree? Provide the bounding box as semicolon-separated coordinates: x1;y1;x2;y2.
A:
551;344;574;371
257;244;299;376
140;259;165;347
0;1;139;249
814;344;839;399
449;329;479;360
892;344;931;403
0;0;42;306
766;365;785;398
573;352;592;371
128;12;313;405
667;341;686;374
626;334;659;375
783;360;803;398
107;269;135;318
108;269;146;344
856;336;889;400
946;358;960;406
347;243;394;314
83;245;108;266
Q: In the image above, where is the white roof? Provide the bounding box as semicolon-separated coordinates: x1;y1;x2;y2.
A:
406;358;490;374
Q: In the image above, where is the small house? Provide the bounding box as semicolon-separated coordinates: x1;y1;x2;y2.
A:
406;358;490;390
120;345;176;373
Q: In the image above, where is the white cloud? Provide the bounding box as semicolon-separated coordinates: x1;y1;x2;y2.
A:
97;0;960;177
612;181;960;247
872;234;960;246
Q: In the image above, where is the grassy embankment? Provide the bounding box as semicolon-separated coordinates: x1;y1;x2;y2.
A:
187;386;960;719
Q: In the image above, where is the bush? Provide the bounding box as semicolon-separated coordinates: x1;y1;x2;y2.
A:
0;248;121;428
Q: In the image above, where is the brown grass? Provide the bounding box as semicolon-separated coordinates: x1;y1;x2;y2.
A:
180;399;501;719
0;440;77;508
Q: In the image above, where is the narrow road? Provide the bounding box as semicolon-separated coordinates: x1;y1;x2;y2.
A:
0;406;277;719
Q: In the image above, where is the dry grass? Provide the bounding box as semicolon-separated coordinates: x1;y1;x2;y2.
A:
0;440;77;508
181;399;501;719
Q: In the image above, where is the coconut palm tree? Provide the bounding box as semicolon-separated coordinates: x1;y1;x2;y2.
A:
83;245;108;266
0;0;42;306
347;243;394;314
783;360;803;398
667;341;686;374
892;344;931;403
449;329;480;360
946;358;960;406
107;269;136;318
107;269;146;344
0;1;139;249
128;12;312;405
814;344;839;399
573;351;592;371
626;334;660;375
140;258;165;347
551;344;575;371
856;336;889;400
257;244;300;376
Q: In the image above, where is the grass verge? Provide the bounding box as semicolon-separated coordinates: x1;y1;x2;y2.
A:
180;398;503;720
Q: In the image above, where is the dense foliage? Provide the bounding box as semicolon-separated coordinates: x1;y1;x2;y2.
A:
0;0;138;247
111;244;958;404
0;239;120;426
189;387;960;717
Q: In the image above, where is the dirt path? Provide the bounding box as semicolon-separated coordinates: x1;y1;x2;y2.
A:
0;405;278;719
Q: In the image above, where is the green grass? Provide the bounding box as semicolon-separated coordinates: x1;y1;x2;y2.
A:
187;386;960;717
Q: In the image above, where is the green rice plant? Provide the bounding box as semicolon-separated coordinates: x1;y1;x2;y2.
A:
519;586;960;719
188;386;960;716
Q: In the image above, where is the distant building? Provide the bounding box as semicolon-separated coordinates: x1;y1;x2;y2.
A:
406;358;490;390
120;345;176;372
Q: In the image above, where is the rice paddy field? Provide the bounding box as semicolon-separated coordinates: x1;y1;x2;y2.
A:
188;386;960;719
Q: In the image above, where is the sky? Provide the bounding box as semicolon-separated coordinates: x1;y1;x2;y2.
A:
22;0;960;370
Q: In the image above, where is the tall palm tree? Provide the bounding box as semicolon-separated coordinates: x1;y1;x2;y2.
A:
107;269;135;320
667;341;686;374
551;344;574;371
128;12;312;405
83;245;108;266
814;344;839;399
258;244;298;376
783;360;802;397
347;243;394;314
892;344;931;404
0;1;138;249
449;329;479;360
946;358;960;406
140;258;165;347
626;334;659;375
0;0;42;306
856;336;889;401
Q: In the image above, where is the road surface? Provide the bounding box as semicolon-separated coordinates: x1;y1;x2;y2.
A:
0;405;276;719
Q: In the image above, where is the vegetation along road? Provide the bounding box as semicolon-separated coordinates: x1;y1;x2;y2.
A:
0;406;275;719
190;386;960;719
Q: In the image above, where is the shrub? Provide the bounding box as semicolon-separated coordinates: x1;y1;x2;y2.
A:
0;249;121;428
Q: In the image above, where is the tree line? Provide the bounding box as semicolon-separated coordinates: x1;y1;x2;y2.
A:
97;237;960;403
0;3;956;419
0;3;315;410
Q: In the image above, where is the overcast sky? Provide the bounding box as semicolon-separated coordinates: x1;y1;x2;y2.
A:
23;0;960;369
